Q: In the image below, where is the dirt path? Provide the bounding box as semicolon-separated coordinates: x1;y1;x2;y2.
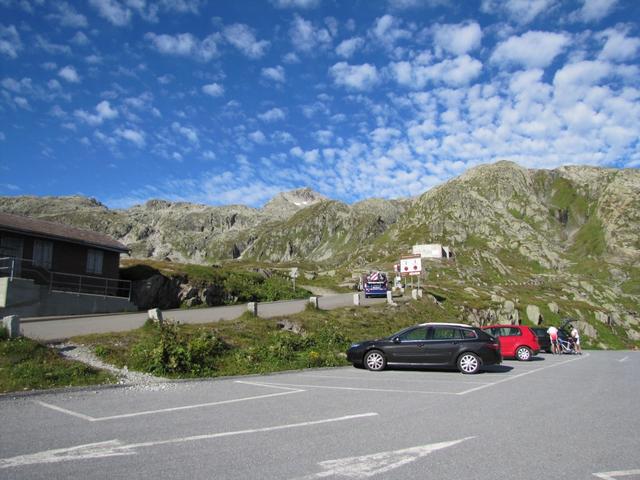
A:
299;285;341;296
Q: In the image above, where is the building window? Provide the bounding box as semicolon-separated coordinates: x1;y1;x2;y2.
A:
86;249;103;275
33;240;53;269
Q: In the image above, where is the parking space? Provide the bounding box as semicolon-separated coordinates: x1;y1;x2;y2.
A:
28;352;588;425
5;350;638;480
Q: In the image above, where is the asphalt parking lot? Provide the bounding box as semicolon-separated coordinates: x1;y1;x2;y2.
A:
1;351;639;480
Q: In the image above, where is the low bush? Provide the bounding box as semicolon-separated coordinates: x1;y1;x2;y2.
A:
129;322;228;377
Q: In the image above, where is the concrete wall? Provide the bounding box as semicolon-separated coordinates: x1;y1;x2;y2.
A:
0;277;137;318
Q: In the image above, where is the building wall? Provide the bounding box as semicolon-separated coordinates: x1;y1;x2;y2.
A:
0;229;121;279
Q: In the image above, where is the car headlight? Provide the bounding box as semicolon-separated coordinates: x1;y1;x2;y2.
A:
349;343;361;349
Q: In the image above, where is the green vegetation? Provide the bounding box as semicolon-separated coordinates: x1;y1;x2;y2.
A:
120;259;312;305
569;215;606;257
0;337;116;393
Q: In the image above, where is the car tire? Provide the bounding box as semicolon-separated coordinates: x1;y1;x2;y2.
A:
364;350;386;371
516;346;532;361
457;352;480;374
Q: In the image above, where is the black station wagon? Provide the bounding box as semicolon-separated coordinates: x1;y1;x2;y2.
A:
346;322;502;374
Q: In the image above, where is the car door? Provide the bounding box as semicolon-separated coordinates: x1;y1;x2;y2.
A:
423;326;462;364
497;327;521;357
384;326;429;364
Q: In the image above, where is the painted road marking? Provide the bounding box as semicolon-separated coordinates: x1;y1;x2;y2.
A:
35;383;304;422
0;413;379;469
237;381;461;395
457;352;589;395
619;356;629;363
593;469;640;479
299;373;488;385
291;437;474;479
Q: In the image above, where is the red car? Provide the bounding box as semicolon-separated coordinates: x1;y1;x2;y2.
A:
481;325;540;361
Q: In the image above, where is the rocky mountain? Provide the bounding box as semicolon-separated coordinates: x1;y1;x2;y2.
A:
0;188;410;265
1;162;639;346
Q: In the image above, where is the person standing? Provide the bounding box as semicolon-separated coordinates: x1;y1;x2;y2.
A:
547;325;560;354
571;326;581;354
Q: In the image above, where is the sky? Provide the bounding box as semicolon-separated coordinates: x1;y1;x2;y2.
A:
1;0;639;209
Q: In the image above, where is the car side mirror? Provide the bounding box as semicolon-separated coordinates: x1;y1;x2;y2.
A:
393;337;401;344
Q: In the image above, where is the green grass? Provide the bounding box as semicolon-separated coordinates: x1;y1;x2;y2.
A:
0;337;116;393
569;215;606;257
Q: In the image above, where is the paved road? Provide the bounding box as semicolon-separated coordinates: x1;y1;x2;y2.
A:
20;293;393;341
1;351;639;479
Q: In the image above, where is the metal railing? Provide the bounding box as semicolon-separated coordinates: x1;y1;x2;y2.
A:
0;256;131;300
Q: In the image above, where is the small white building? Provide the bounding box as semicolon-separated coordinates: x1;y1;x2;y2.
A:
412;244;454;259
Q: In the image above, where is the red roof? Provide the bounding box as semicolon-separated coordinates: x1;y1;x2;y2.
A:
0;212;129;253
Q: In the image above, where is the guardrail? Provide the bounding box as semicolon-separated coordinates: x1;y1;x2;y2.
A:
0;256;131;300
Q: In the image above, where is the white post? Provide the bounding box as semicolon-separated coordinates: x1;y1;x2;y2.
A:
309;296;319;309
247;302;258;316
2;315;20;338
412;289;419;300
353;293;361;306
386;291;397;306
148;308;163;325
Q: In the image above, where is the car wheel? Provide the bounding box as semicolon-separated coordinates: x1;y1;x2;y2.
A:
516;346;532;361
457;352;480;374
364;350;386;371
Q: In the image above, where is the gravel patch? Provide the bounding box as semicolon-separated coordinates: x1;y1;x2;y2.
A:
53;342;175;392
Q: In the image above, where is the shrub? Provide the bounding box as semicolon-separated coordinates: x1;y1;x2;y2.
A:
0;326;8;341
129;322;227;376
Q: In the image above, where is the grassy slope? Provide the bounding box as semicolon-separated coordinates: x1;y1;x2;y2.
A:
0;336;116;393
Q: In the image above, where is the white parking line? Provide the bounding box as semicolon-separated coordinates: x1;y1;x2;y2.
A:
457;353;589;395
35;383;305;422
235;381;460;395
593;469;640;479
0;412;379;469
299;373;488;385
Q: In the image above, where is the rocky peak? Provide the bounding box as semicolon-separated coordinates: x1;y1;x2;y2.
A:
261;188;328;220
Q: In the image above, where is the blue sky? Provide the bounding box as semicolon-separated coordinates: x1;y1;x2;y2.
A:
1;0;639;209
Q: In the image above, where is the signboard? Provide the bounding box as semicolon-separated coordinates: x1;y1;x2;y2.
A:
400;255;422;276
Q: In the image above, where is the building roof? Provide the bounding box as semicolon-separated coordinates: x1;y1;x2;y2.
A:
0;212;129;253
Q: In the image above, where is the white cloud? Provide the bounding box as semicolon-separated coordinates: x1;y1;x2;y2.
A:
370;15;411;49
89;0;132;26
371;127;402;144
271;0;320;8
145;32;219;61
74;100;118;125
289;14;333;52
336;37;364;58
172;121;199;144
202;82;224;96
261;65;285;83
391;55;483;88
432;22;482;56
35;35;72;55
58;65;81;83
572;0;618;22
481;0;557;25
249;130;266;143
597;27;640;62
223;24;270;59
491;31;570;69
290;146;320;162
48;3;88;28
71;31;90;46
116;128;146;147
329;62;379;90
258;107;286;122
13;96;30;109
0;25;22;58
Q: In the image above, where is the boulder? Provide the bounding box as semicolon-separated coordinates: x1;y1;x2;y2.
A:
627;329;640;341
576;320;597;339
503;300;515;313
594;311;611;325
526;305;542;325
131;274;181;310
548;302;559;314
